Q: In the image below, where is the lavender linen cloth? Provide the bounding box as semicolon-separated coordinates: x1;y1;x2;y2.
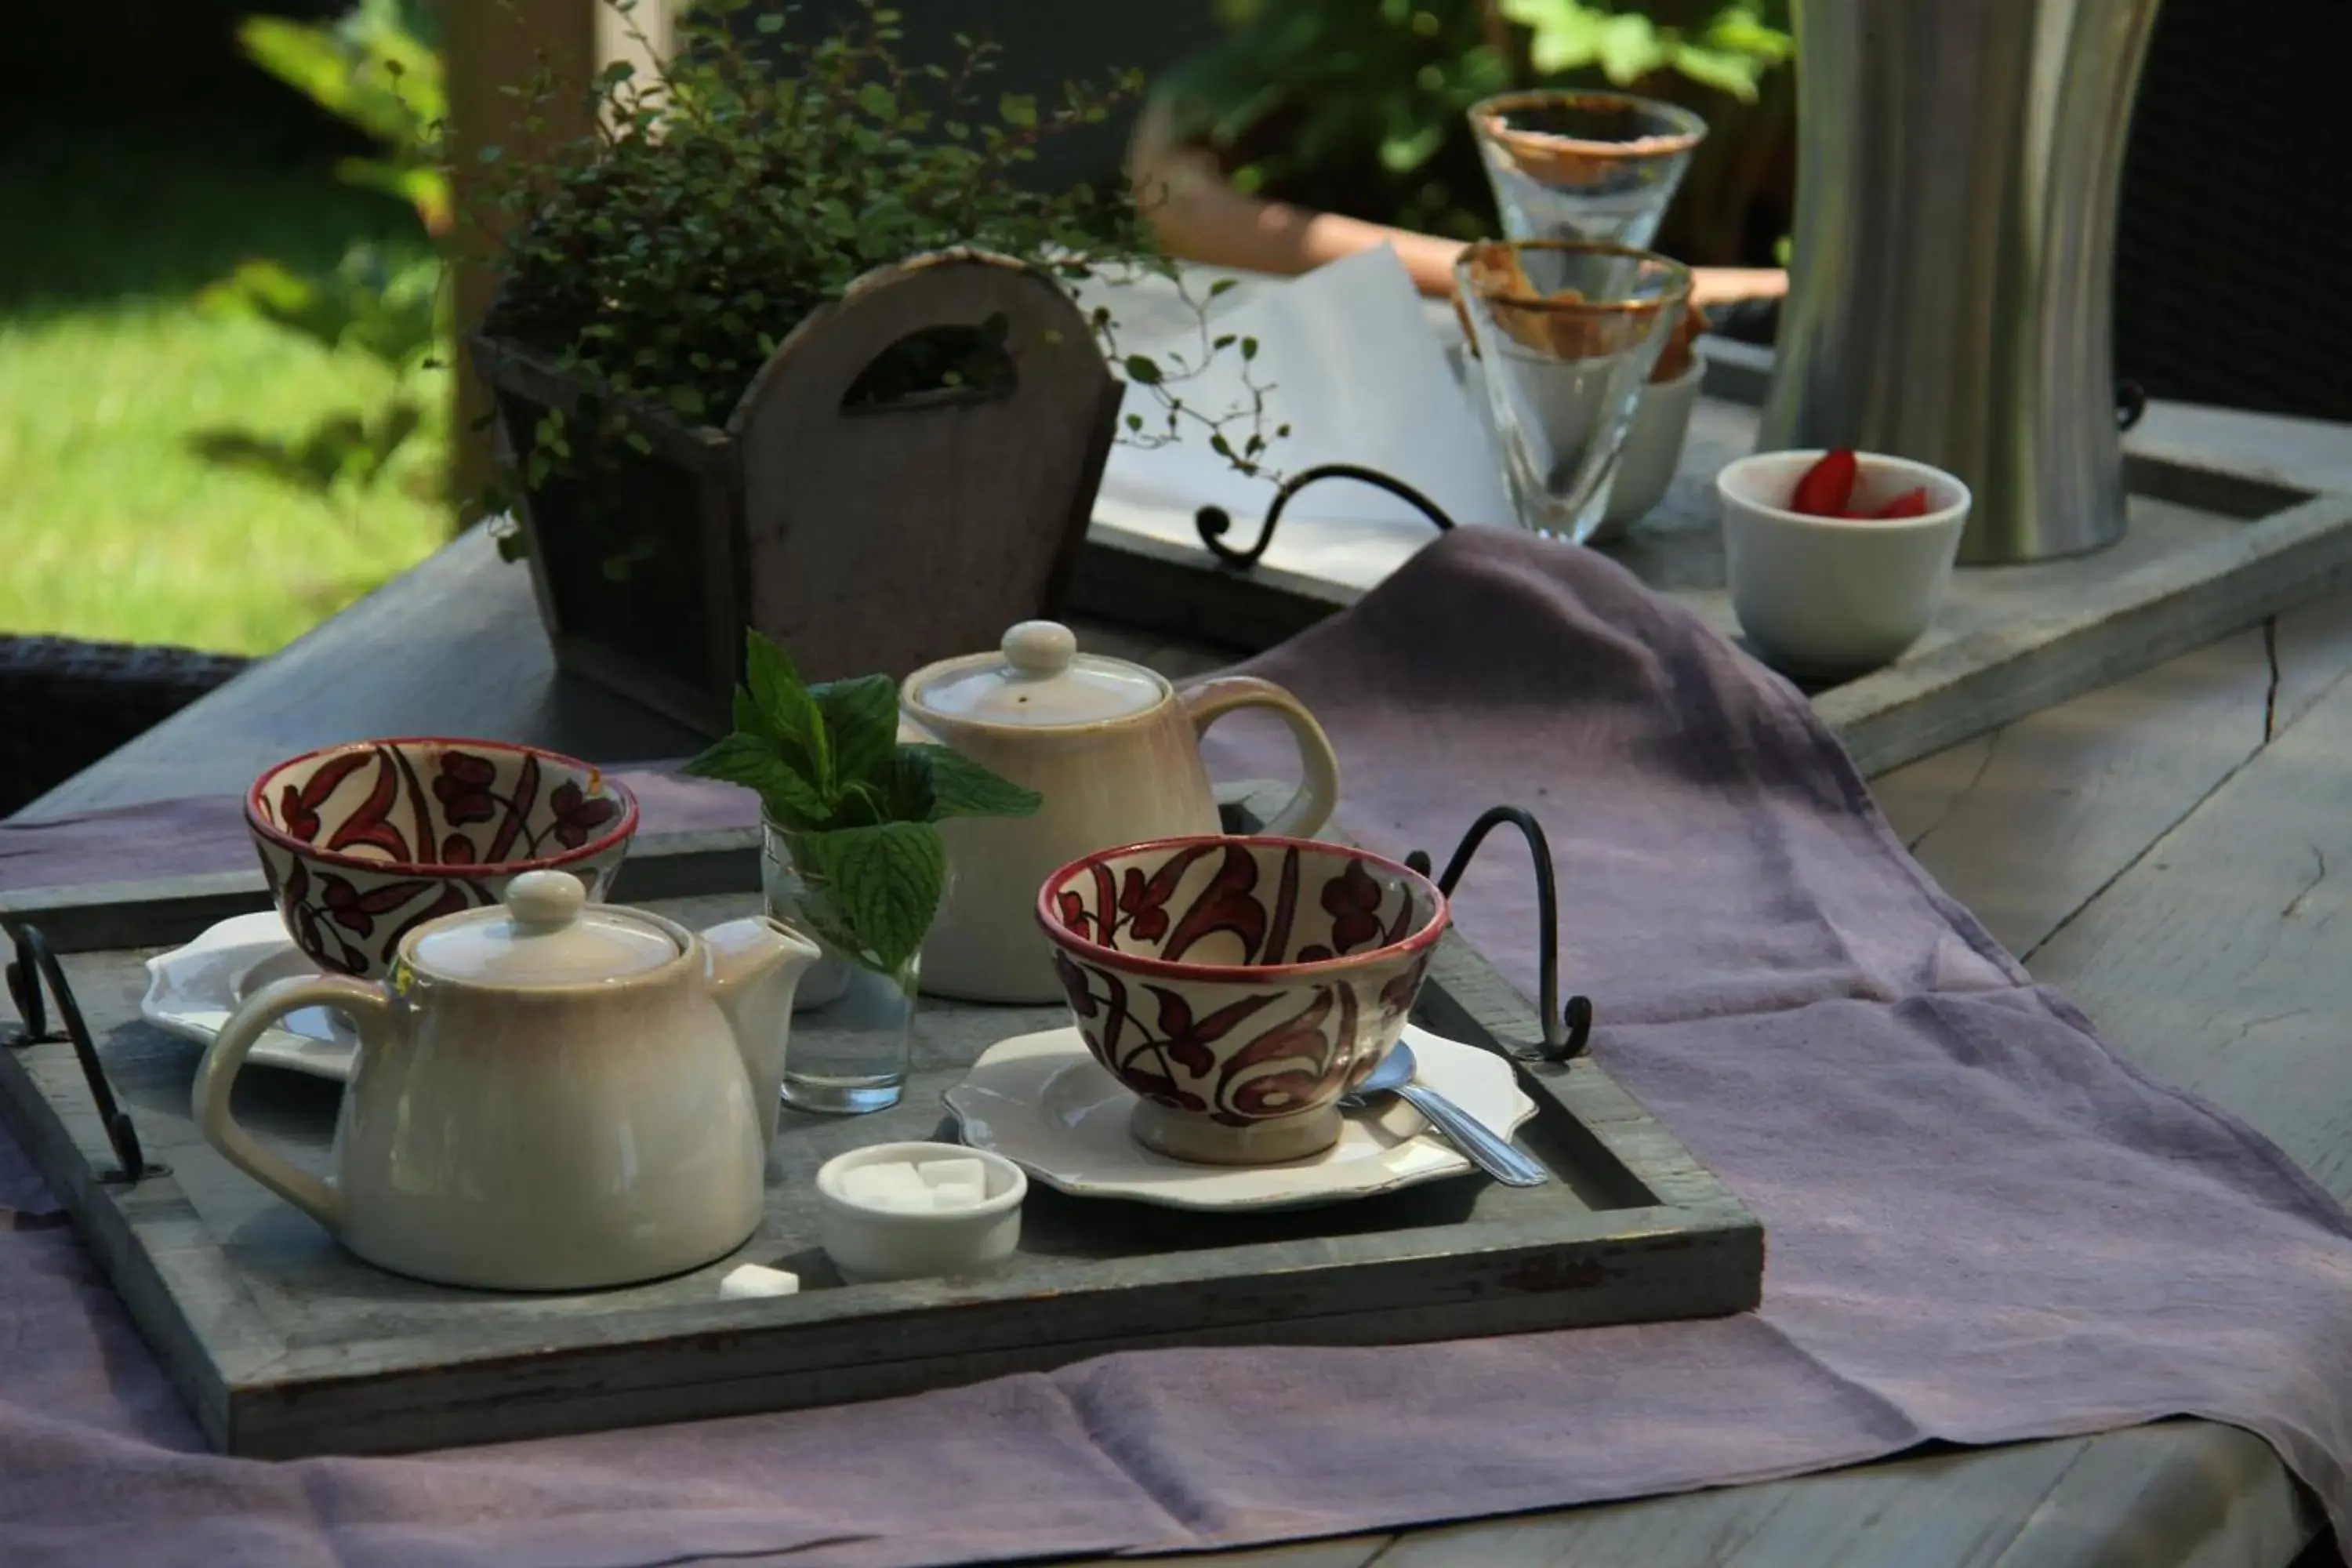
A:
0;769;759;892
5;525;2352;1566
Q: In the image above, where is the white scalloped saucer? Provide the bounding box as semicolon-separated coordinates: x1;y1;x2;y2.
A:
943;1024;1539;1212
140;911;359;1081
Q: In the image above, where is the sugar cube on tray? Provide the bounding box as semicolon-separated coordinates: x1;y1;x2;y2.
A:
840;1157;991;1212
718;1264;800;1300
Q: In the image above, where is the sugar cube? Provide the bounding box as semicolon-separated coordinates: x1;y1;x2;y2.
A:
841;1161;932;1212
915;1157;986;1192
719;1264;800;1300
929;1179;985;1208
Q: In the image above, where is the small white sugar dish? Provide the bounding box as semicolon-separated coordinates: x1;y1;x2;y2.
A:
815;1141;1025;1283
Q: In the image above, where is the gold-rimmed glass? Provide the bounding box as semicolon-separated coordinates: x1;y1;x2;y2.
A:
1454;239;1693;543
1470;89;1708;249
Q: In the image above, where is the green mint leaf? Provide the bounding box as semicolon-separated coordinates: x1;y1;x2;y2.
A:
887;749;938;822
744;631;826;782
793;821;945;974
909;744;1040;821
810;673;899;789
681;734;830;829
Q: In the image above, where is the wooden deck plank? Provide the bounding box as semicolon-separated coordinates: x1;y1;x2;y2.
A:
2031;630;2352;1201
1870;628;2273;958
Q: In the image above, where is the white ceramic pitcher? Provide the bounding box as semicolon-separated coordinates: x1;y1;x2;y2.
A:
901;621;1341;1004
193;870;820;1291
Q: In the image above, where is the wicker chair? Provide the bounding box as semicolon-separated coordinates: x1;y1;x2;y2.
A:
0;636;249;818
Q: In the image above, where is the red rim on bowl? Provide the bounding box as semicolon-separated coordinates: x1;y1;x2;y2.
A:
244;735;641;877
1034;833;1450;982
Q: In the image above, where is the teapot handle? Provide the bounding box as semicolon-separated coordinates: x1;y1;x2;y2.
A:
192;974;387;1233
1178;677;1341;839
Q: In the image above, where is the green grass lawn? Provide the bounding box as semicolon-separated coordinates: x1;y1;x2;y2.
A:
0;115;452;656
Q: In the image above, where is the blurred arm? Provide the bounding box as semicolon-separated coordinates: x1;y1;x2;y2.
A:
1127;96;1786;309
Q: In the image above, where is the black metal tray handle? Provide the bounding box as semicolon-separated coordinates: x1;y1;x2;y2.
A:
5;924;160;1184
1198;463;1458;572
1406;805;1595;1064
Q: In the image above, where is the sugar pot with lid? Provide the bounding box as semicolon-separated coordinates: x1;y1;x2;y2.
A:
901;620;1342;1004
192;870;821;1291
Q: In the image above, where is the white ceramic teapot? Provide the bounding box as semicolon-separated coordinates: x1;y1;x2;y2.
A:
900;620;1342;1004
192;871;821;1291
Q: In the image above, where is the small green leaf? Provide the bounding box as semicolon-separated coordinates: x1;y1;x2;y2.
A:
755;12;785;32
1123;354;1162;385
682;734;830;829
886;749;938;822
910;744;1041;821
810;673;900;789
856;82;895;118
999;93;1037;127
792;821;946;972
1240;337;1259;361
744;632;826;779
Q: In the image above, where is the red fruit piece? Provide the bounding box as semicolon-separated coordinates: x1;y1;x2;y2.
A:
1789;449;1858;517
1876;487;1932;519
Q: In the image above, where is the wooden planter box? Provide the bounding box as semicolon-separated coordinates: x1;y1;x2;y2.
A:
472;250;1123;735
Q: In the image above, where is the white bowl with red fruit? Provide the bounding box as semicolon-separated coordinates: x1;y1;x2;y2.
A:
1715;448;1973;679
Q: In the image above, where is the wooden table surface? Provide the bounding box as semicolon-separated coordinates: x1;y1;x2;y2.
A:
14;402;2352;1568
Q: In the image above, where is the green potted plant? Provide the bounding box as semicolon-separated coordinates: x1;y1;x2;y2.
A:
469;0;1277;735
684;628;1040;1114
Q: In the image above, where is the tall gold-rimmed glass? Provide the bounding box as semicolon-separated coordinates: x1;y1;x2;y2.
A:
1454;239;1693;543
1470;90;1708;249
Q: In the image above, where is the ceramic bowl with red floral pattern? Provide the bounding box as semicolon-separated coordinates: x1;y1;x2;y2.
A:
1036;834;1449;1167
246;738;638;979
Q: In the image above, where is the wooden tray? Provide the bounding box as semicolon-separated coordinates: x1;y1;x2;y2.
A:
0;816;1762;1459
1069;340;2352;778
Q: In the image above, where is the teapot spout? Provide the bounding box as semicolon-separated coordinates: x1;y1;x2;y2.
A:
703;916;823;1149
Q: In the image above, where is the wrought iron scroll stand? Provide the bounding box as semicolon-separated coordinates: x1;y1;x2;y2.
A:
5;924;161;1185
1198;464;1459;572
1406;806;1594;1065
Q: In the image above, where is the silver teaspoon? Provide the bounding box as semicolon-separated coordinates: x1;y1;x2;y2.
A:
1342;1041;1550;1187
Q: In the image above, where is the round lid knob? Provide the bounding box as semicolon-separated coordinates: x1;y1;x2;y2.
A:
1001;621;1077;677
408;870;679;985
907;619;1167;728
504;869;586;927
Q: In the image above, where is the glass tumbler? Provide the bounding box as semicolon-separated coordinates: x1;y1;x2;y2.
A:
1470;90;1708;249
761;819;920;1115
1454;240;1693;543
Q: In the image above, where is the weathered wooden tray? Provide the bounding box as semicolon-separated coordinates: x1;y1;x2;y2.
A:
0;819;1762;1459
1070;339;2352;778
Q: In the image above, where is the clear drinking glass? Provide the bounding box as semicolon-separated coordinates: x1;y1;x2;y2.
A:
1469;90;1708;249
760;820;920;1115
1454;239;1693;543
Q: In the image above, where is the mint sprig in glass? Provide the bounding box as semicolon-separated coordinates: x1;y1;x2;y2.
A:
685;631;1040;1112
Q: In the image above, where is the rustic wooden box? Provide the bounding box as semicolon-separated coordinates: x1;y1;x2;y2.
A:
476;250;1123;736
0;826;1761;1459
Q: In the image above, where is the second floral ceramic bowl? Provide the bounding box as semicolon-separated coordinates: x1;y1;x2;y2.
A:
246;737;637;979
1036;835;1449;1167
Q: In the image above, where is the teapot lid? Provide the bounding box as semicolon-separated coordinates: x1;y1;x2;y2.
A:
909;621;1166;728
408;870;680;985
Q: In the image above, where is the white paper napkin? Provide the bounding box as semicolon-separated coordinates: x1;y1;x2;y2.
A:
1088;246;1512;590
